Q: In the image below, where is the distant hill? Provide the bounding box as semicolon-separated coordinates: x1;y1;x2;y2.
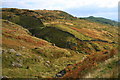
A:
79;16;118;26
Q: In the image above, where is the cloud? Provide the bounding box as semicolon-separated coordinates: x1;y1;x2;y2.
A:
2;0;119;20
65;6;118;20
2;2;30;8
2;0;119;10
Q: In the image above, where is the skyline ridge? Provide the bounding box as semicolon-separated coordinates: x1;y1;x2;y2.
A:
2;0;118;21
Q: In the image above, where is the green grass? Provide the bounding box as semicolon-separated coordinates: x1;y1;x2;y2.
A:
49;24;92;40
2;19;85;78
79;16;118;26
84;54;119;78
2;8;119;78
2;47;85;78
2;8;45;36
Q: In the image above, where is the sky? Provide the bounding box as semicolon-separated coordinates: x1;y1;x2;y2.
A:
1;0;119;21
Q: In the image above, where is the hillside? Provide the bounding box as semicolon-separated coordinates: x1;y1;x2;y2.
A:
2;8;45;36
34;10;77;21
79;16;118;26
2;19;85;78
1;8;119;78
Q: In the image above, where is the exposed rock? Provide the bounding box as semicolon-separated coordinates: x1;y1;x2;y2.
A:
44;61;51;67
16;53;22;56
12;62;22;68
52;43;55;46
55;69;66;77
45;63;50;67
55;73;62;77
76;51;80;54
1;50;3;54
46;61;50;64
9;49;16;53
2;76;8;79
22;46;25;49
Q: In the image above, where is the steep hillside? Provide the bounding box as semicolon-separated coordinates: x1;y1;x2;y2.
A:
79;16;118;26
2;19;85;78
2;8;119;78
61;49;119;78
33;9;118;56
2;8;45;36
2;8;118;55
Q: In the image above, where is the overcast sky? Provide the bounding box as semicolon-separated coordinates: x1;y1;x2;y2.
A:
1;0;119;21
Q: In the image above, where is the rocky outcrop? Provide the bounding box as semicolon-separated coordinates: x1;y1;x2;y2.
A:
55;69;66;77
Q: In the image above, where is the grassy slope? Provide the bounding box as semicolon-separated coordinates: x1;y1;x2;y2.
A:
2;8;119;78
62;48;118;78
34;9;119;78
2;8;45;36
34;10;118;55
34;9;118;41
34;10;76;21
84;53;119;78
2;19;85;78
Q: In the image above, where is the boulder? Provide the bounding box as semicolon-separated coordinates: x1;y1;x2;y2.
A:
46;61;50;64
2;76;8;79
12;62;22;68
9;49;16;53
55;69;66;77
76;51;80;54
22;46;25;49
52;43;55;46
45;63;50;67
55;73;62;77
16;53;22;56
